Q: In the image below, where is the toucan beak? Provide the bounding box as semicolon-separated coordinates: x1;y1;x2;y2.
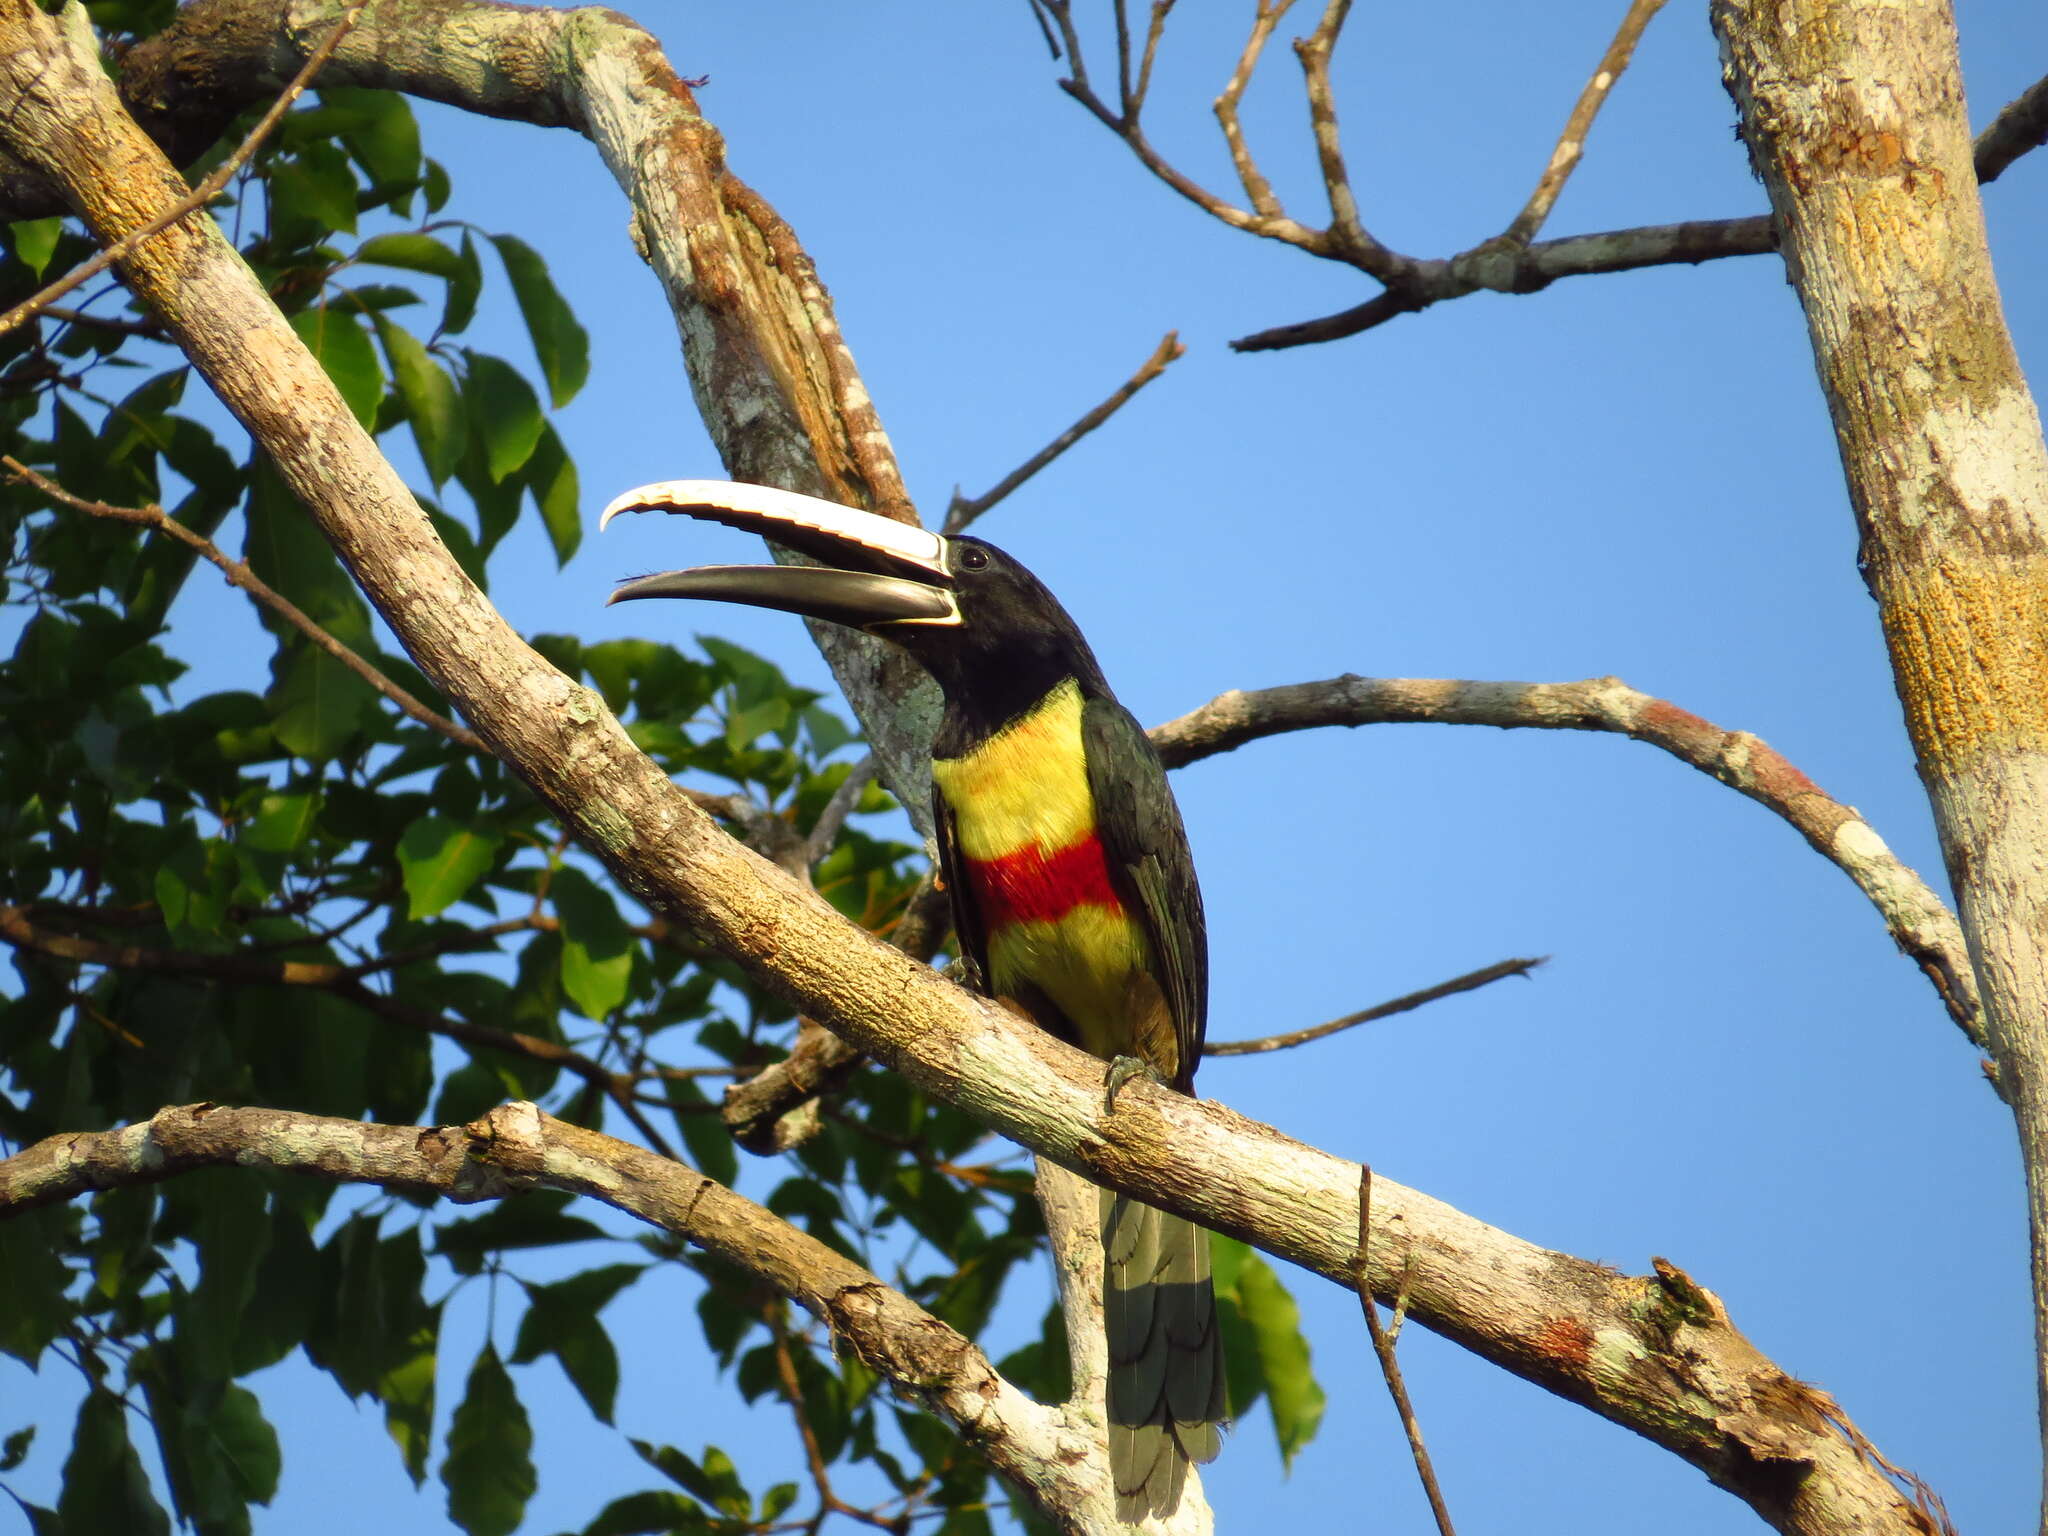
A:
600;480;961;629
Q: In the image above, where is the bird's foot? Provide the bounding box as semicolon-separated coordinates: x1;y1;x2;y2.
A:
1102;1054;1167;1114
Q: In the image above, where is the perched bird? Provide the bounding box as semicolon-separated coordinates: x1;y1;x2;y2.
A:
603;480;1225;1519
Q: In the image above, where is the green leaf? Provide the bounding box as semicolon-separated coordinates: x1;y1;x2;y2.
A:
422;157;453;215
0;1206;71;1365
525;420;580;566
270;141;359;235
269;645;376;761
10;216;62;277
242;791;317;854
580;1490;712;1536
1233;1248;1325;1467
510;1263;643;1423
397;814;502;918
290;307;384;429
434;1194;610;1276
442;1344;536;1536
1;1426;32;1472
356;232;466;280
242;457;374;646
631;1440;750;1518
492;233;590;407
59;1392;170;1536
444;228;482;335
464;351;543;482
551;864;633;1019
373;313;461;485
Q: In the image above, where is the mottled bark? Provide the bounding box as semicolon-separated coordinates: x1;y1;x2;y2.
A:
1715;0;2048;1516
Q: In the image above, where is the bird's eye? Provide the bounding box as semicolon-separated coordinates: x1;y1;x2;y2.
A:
956;545;989;571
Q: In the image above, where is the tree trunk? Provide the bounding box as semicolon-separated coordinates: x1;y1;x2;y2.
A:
1716;0;2048;1518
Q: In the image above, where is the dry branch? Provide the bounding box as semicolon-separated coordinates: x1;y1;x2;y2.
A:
1152;673;1985;1051
1031;7;2048;351
945;330;1185;534
0;1103;1094;1525
1206;956;1543;1057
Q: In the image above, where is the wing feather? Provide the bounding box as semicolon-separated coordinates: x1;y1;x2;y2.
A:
1080;697;1208;1091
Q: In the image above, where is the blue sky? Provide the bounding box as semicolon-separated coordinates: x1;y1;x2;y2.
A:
9;2;2048;1532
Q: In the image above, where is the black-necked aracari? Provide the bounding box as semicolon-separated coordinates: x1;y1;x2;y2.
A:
602;480;1225;1520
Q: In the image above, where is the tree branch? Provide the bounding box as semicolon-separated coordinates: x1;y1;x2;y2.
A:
1502;0;1668;246
944;330;1185;534
1206;956;1544;1057
1975;70;2048;186
1152;674;1986;1053
0;1102;1100;1528
1358;1168;1457;1536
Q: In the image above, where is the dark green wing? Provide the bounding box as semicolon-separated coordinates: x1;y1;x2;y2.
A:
1081;695;1208;1092
931;787;990;996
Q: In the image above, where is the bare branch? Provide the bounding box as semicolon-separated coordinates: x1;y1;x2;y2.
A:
1292;0;1374;261
0;1102;1094;1527
1359;1168;1457;1536
3;455;487;753
0;1;365;341
1207;957;1543;1057
806;753;878;867
1503;0;1669;245
1975;71;2048;186
1152;674;1986;1052
1214;2;1296;219
945;331;1185;534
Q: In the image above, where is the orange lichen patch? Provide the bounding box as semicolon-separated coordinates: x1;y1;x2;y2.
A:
1877;556;2048;774
1530;1315;1595;1370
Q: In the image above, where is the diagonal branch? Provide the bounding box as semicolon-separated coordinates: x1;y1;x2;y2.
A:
0;1102;1094;1527
1207;956;1544;1057
1029;8;2048;352
1151;674;1986;1053
1502;0;1668;245
944;331;1185;534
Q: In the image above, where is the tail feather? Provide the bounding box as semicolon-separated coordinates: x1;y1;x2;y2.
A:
1102;1191;1227;1520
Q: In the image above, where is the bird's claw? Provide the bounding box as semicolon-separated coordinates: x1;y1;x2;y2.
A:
1102;1054;1166;1114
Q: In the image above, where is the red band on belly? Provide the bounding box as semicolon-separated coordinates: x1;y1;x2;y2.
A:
968;835;1124;929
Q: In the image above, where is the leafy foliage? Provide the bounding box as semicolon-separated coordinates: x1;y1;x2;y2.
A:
0;20;1322;1535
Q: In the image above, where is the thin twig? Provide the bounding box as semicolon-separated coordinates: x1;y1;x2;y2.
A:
805;753;877;867
1214;1;1297;219
0;3;368;341
1130;0;1174;119
37;303;162;339
1206;957;1543;1057
1292;0;1370;258
767;1302;900;1533
945;331;1185;533
1359;1167;1457;1536
1150;672;1986;1052
1503;0;1669;245
4;455;487;753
